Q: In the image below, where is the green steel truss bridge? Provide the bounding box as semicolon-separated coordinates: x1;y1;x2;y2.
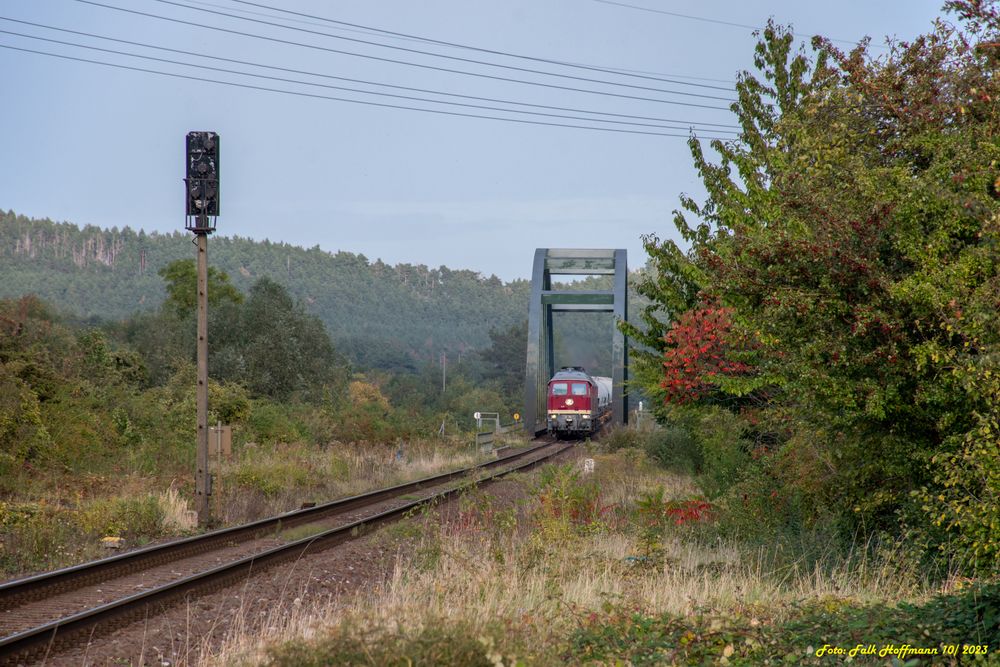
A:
523;248;628;435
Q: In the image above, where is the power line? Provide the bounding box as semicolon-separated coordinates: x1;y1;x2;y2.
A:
593;0;761;32
563;62;735;85
190;0;735;86
71;0;735;110
148;0;734;100
0;43;736;139
0;16;741;129
224;0;736;92
0;28;740;133
192;0;736;86
589;0;886;49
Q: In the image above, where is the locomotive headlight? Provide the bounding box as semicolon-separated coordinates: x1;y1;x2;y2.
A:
566;398;574;406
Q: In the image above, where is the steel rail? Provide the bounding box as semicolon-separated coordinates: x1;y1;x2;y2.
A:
0;439;553;611
0;441;570;665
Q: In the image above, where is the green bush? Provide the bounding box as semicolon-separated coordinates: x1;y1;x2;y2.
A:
247;402;307;444
600;425;644;452
644;425;703;474
233;458;312;497
691;408;750;499
600;425;702;475
210;381;251;425
78;495;164;539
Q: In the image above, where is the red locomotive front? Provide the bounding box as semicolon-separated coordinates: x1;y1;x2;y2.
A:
545;367;611;437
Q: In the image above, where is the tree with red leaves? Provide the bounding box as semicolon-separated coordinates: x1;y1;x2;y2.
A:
661;303;751;405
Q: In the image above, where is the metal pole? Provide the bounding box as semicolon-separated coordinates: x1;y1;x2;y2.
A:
195;229;210;526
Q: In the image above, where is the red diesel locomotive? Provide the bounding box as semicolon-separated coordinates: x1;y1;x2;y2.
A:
545;367;612;437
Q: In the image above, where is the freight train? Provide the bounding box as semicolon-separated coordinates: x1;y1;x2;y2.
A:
545;367;612;438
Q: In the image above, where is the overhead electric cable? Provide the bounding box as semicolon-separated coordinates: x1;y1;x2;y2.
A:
590;0;884;49
143;0;735;100
223;0;736;91
564;62;735;85
0;28;740;133
72;1;735;110
0;43;735;139
190;0;735;86
0;17;741;129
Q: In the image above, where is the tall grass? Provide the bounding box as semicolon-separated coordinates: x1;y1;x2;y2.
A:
0;437;488;579
214;438;489;525
207;448;935;666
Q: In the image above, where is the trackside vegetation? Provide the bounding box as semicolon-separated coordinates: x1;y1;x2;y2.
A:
0;277;517;577
625;1;1000;576
210;444;997;666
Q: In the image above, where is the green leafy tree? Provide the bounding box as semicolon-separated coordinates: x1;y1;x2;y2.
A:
630;6;1000;568
215;277;348;401
158;259;243;318
479;320;527;404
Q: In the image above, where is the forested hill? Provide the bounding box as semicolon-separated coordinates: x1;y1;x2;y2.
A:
0;210;531;366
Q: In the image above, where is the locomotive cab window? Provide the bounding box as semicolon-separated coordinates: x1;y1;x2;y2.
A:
571;383;588;396
551;383;569;395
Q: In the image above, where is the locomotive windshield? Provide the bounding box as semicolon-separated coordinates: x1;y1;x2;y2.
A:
551;383;568;395
571;383;588;396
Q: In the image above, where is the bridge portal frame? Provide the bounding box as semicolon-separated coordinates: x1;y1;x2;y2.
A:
524;248;628;435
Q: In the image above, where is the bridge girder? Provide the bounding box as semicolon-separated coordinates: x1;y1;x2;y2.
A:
524;248;628;435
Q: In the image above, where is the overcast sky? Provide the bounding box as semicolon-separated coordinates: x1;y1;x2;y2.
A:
1;0;943;280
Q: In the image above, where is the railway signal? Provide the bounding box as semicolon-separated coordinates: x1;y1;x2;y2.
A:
184;130;221;527
185;131;220;222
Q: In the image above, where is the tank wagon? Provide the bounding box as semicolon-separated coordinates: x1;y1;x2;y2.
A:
545;366;612;438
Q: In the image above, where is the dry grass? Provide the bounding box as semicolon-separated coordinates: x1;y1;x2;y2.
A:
206;449;935;666
213;438;490;525
159;487;197;532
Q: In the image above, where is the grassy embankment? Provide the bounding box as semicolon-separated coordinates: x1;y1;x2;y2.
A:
0;296;526;579
0;433;507;580
208;425;999;666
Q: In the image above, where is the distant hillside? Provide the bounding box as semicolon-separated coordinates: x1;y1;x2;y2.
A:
0;210;531;366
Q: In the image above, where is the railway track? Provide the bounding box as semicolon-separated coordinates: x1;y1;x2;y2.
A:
0;438;569;665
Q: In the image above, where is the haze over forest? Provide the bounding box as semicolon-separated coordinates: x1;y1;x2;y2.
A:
0;210;635;375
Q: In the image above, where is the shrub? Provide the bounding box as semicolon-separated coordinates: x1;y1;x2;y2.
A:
247;402;307;444
691;407;750;499
644;425;702;474
600;425;644;452
918;418;1000;575
600;424;703;476
634;487;715;561
233;457;312;497
210;381;251;425
78;495;164;539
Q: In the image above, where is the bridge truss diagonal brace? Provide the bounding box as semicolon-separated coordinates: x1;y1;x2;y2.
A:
524;248;628;435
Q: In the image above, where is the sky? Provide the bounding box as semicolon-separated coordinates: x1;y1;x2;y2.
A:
0;0;943;281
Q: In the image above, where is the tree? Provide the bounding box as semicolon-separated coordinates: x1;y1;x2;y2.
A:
479;320;527;406
660;302;752;406
215;277;348;401
630;6;1000;564
158;259;242;319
